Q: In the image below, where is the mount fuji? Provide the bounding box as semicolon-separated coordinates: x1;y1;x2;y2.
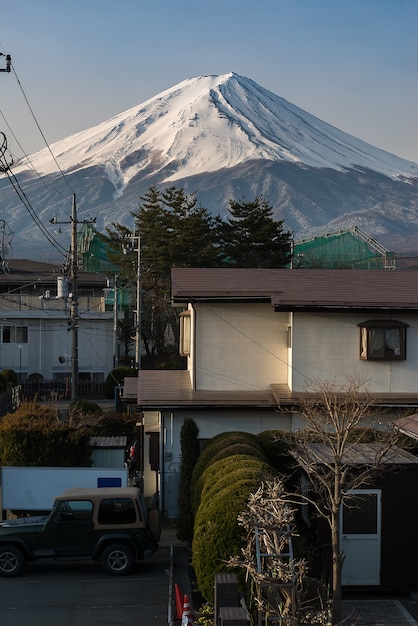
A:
2;72;418;260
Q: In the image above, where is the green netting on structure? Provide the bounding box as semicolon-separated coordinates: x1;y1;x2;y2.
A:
77;224;120;274
292;230;395;269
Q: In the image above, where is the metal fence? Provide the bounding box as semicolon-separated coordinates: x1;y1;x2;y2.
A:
21;380;105;401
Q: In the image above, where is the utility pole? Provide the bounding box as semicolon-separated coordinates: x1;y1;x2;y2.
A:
0;53;11;73
123;232;141;370
51;193;81;401
70;193;79;401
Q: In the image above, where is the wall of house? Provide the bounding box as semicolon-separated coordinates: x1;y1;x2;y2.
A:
290;312;418;392
146;408;292;517
0;314;114;381
193;303;288;390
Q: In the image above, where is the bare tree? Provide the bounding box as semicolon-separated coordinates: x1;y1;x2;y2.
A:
228;477;311;625
291;374;398;625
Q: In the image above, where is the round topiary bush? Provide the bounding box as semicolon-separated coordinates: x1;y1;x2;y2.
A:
192;452;270;515
0;368;19;387
199;457;275;509
191;431;266;500
103;366;137;399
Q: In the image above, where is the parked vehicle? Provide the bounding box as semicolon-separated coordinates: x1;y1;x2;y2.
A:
0;487;160;577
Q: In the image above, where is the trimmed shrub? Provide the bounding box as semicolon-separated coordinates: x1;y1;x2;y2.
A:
177;418;200;541
0;402;91;466
191;431;265;499
103;366;137;399
68;400;103;416
200;458;275;507
192;466;274;602
0;368;18;387
192;452;269;515
0;373;6;392
93;412;137;437
256;429;295;473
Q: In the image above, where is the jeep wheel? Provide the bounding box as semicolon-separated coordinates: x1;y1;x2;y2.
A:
0;544;25;577
101;543;135;576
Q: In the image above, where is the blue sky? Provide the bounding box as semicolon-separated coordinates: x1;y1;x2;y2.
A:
1;0;417;162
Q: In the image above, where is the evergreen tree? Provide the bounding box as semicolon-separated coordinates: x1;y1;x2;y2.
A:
105;184;221;362
220;196;292;268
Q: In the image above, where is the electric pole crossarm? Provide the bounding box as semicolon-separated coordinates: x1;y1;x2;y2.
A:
0;54;11;73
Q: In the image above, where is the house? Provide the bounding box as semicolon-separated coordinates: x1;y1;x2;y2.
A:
0;259;114;387
123;267;418;518
293;442;418;590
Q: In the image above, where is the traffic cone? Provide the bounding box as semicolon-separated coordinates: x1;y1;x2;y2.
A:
175;583;183;620
181;594;193;625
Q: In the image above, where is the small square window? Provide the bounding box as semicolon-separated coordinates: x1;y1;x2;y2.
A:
358;320;408;361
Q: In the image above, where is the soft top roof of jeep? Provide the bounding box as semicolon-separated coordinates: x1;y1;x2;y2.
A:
55;487;143;502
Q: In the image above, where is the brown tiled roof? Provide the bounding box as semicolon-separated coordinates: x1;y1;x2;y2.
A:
271;385;418;407
394;414;418;440
294;443;418;465
171;268;418;310
123;370;276;409
0;259;107;287
124;375;418;409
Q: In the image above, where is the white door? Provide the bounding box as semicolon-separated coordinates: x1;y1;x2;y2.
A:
340;489;381;585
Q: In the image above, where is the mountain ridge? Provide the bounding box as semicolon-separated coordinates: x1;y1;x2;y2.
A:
2;72;418;260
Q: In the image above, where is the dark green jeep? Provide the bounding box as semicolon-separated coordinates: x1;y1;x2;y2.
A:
0;487;160;577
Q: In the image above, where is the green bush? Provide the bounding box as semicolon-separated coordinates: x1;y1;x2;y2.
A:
104;366;137;399
192;466;274;602
191;431;265;500
200;458;274;507
0;402;91;466
93;412;137;437
0;368;18;387
192;452;269;516
27;372;43;381
68;400;103;417
256;429;295;473
0;373;6;392
177;418;200;541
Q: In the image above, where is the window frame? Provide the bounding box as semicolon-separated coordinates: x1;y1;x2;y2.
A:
358;319;408;361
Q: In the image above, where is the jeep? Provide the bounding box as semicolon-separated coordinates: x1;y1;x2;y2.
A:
0;487;160;577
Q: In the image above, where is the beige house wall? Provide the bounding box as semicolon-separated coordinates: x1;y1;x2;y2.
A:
194;303;288;391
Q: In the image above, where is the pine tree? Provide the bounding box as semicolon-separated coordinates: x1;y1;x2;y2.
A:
220;196;292;268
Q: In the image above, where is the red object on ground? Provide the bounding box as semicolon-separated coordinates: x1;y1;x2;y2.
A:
175;583;183;620
181;594;193;624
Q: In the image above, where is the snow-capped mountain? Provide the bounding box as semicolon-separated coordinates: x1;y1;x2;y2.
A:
2;72;418;260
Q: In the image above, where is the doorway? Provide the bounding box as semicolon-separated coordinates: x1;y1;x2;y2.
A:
340;489;381;585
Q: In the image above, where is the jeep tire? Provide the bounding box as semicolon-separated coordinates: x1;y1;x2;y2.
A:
0;544;25;577
100;543;135;576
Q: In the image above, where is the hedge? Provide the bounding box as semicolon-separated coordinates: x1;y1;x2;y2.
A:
192;465;275;602
192;452;270;516
191;431;266;499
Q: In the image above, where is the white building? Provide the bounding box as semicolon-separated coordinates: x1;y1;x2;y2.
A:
123;267;418;517
0;259;114;385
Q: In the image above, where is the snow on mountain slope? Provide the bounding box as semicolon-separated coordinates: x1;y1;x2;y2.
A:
15;72;418;198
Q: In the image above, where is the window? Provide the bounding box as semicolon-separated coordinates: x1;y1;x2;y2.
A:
98;498;137;524
57;500;93;522
1;326;28;343
179;310;191;357
358;320;408;361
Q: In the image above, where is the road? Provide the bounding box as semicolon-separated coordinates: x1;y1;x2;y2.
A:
0;545;172;625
